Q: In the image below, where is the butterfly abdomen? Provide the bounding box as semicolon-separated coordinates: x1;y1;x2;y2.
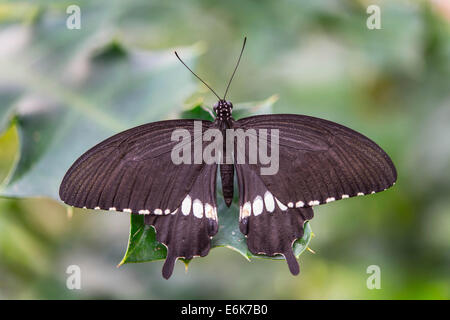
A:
220;163;234;207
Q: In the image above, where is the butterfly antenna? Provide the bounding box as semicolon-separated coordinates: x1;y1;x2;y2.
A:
223;37;247;100
174;51;221;100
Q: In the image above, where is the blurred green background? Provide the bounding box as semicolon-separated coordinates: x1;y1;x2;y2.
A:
0;0;449;299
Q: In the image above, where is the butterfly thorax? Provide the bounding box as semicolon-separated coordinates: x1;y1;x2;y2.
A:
214;100;233;123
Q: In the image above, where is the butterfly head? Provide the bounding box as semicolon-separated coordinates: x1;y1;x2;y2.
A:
214;100;233;121
175;38;246;123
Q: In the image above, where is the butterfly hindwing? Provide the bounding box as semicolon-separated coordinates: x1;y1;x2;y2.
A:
145;163;218;279
235;160;314;275
235;114;397;208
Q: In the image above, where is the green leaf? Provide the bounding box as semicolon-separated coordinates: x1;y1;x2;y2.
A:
118;215;167;265
120;97;314;266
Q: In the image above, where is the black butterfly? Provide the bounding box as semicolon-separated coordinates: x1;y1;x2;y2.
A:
59;38;397;279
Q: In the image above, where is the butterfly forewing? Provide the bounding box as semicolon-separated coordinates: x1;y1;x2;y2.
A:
60;120;213;213
235;114;397;208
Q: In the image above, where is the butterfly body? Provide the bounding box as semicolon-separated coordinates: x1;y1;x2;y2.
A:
214;100;236;206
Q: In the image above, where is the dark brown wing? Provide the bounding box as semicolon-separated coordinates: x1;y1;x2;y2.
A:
145;163;218;279
235;160;314;275
235;114;397;208
59;119;213;213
